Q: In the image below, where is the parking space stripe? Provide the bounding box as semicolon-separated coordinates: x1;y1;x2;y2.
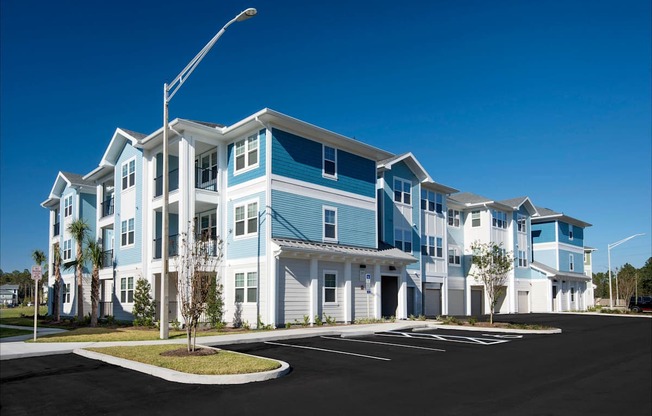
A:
264;341;391;361
321;336;446;352
376;331;510;345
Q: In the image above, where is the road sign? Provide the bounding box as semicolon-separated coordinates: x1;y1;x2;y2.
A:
31;265;42;281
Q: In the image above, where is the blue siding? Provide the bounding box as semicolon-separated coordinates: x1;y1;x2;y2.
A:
271;190;376;248
559;249;584;274
533;248;557;269
113;143;143;267
227;191;266;259
558;222;584;247
532;221;556;244
228;129;266;187
80;192;97;251
271;128;376;198
381;161;418;245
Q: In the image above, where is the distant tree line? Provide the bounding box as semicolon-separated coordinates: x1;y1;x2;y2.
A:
593;257;652;300
0;268;48;305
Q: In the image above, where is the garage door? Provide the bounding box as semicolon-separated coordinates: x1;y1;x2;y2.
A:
518;291;529;313
424;289;441;317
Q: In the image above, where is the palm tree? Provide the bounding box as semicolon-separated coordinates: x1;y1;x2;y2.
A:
67;219;89;321
52;243;63;321
31;249;46;308
86;238;103;327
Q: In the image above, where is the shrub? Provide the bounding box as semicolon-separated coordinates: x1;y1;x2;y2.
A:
206;281;224;329
314;314;323;326
468;316;477;325
132;278;155;327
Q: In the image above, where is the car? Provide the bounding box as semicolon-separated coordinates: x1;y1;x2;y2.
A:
628;296;652;313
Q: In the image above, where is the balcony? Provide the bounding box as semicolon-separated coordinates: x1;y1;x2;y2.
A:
195;166;218;192
53;222;60;236
101;197;114;218
101;249;113;269
154;169;179;197
153;234;179;259
196;233;220;257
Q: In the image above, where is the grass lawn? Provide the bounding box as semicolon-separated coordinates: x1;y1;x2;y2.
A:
0;327;33;338
0;306;52;327
85;344;280;375
33;327;242;342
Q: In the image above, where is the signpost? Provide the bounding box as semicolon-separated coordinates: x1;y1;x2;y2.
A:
31;265;42;341
365;273;372;318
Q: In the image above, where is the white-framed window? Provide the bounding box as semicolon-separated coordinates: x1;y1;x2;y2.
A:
569;254;575;271
420;190;443;214
323;207;337;242
393;178;411;205
569;224;574;240
323;145;337;179
120;277;134;303
492;210;508;229
235;271;257;303
234;201;258;238
121;218;135;247
471;211;481;227
234;133;259;173
421;236;443;257
448;247;461;265
517;214;527;233
63;195;73;218
447;209;460;227
63;283;71;303
518;250;528;267
323;271;337;304
63;239;72;261
121;159;135;190
395;228;412;253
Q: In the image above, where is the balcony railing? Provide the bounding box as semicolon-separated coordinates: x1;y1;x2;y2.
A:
195;166;218;192
153;234;179;259
53;222;60;236
99;301;113;318
196;234;220;257
101;249;113;269
154;169;179;197
101;197;114;218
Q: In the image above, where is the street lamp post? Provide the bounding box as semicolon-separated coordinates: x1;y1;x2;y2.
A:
160;8;257;339
607;233;645;308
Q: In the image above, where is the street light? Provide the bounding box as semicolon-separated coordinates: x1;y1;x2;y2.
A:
607;233;645;308
160;8;257;339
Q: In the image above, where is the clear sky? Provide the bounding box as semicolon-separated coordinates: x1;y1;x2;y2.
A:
1;0;650;275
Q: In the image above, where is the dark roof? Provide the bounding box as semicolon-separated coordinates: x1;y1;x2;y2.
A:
498;197;529;208
378;152;407;166
120;128;147;140
449;192;493;205
273;238;417;263
534;206;560;217
60;171;94;187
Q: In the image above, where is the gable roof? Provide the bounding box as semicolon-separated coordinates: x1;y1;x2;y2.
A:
448;192;513;211
84;127;147;181
532;206;592;228
41;171;95;207
498;196;538;216
378;152;458;194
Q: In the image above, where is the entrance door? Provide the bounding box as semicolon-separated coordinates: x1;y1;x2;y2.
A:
381;276;398;318
196;150;218;191
407;287;415;317
424;289;441;317
471;288;483;316
552;285;558;311
518;291;529;313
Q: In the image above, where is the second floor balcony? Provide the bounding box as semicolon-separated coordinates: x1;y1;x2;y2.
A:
101;197;114;218
153;234;179;259
53;222;60;237
101;249;113;269
154;169;179;198
195;166;218;192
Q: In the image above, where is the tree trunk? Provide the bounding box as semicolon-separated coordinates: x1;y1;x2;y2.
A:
77;261;84;321
90;267;99;327
53;279;60;321
186;324;192;352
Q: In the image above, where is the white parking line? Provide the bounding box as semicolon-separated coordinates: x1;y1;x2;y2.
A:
376;331;510;345
321;336;446;352
264;341;391;361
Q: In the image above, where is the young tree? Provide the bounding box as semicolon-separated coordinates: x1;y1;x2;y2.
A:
85;239;103;327
132;277;155;327
470;241;514;324
67;219;89;321
52;243;63;321
617;263;638;307
31;249;46;307
175;225;222;352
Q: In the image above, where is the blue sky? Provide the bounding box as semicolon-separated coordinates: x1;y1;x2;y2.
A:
1;0;650;274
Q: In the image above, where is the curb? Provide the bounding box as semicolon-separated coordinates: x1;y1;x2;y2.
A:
74;346;290;385
428;323;562;334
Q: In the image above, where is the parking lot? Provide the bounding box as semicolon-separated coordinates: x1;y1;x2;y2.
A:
1;314;651;415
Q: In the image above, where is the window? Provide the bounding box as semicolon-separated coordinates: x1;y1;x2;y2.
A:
492;210;508;229
120;277;134;303
121;159;135;190
420;190;443;213
436;237;443;258
323;207;337;241
63;239;72;261
121;218;135;247
323;272;337;304
393;178;411;205
64;195;73;218
323;145;337;178
235;271;257;303
569;224;574;240
471;211;481;227
517;215;527;233
421;236;443;257
395;228;412;253
518;250;528;267
571;287;575;302
569;254;574;271
234;133;259;173
63;283;71;303
235;202;258;237
448;247;461;265
448;209;460;227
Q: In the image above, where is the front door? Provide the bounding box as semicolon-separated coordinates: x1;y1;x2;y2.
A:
381;276;398;318
471;288;483;316
552;285;558;311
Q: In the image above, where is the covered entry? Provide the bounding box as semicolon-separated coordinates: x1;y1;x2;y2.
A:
381;276;398;318
424;282;441;317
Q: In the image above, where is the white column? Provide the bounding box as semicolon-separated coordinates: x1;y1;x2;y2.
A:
178;136;190;235
442;276;449;315
398;266;407;319
310;258;318;325
344;261;352;323
268;254;277;328
374;264;381;319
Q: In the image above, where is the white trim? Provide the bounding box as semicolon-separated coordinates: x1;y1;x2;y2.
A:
120;156;136;192
533;241;584;253
322;144;338;180
233;198;259;240
322;206;338;243
392;176;412;206
120;217;135;248
227;177;266;199
322;269;338;305
232;132;260;176
271;175;375;208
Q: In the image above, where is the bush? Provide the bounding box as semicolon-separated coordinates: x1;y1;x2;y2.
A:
132;278;155;327
206;280;224;329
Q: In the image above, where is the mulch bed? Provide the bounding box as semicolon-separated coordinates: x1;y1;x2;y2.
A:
160;347;218;357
